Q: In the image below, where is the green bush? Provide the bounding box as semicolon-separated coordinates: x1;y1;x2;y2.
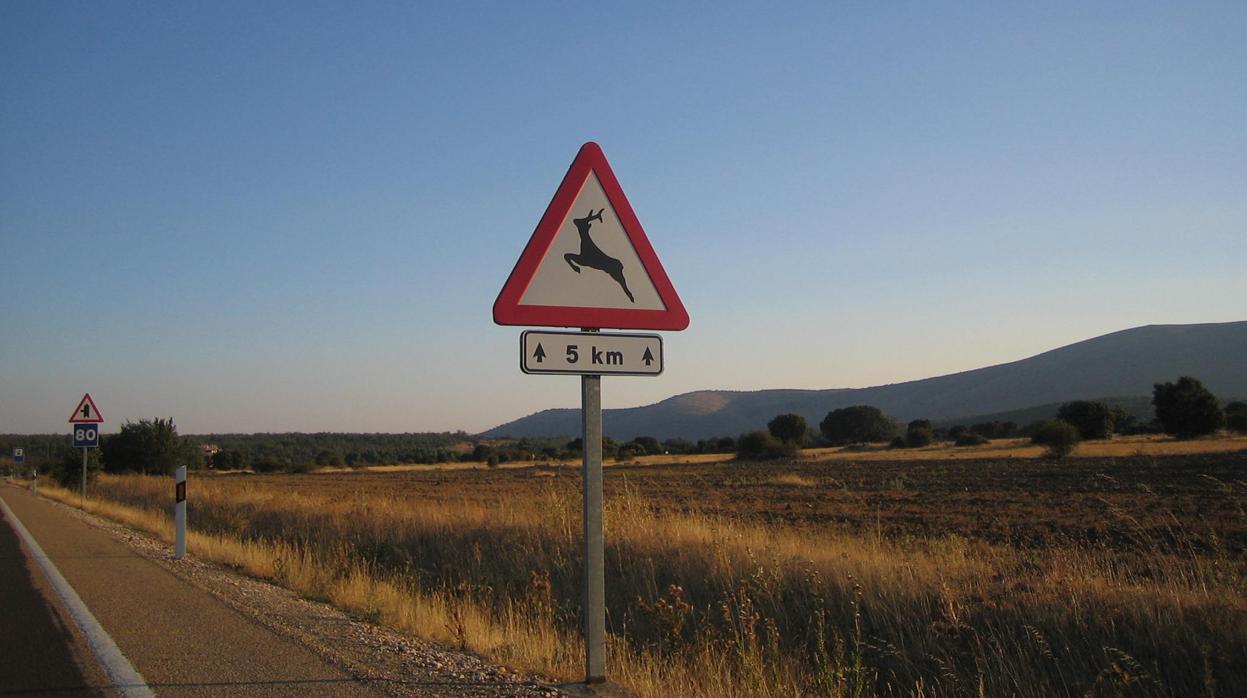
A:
52;449;102;489
767;413;808;445
1222;401;1247;434
615;444;642;461
735;431;798;460
954;433;988;447
1031;420;1081;458
1057;400;1115;440
100;418;198;475
662;438;694;454
630;436;662;455
905;419;934;448
819;406;898;445
1153;376;1223;439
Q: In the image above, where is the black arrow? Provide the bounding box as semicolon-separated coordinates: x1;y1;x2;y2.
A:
533;344;546;363
642;347;655;366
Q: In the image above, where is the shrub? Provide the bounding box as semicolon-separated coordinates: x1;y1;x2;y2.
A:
1223;401;1247;434
1057;401;1115;440
1153;376;1223;439
905;419;934;448
767;413;808;445
630;436;661;455
819;406;898;445
970;421;1020;439
662;438;694;454
735;431;798;460
615;445;642;461
954;433;989;447
252;456;286;473
52;449;102;489
100;418;198;475
1032;420;1080;458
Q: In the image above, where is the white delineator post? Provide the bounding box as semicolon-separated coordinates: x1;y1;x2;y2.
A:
174;466;187;560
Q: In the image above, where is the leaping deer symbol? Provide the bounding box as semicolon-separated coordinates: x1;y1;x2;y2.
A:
563;208;634;302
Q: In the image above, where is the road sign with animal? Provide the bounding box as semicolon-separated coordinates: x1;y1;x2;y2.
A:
493;142;688;331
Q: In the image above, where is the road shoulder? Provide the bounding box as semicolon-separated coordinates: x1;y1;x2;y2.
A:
2;484;558;697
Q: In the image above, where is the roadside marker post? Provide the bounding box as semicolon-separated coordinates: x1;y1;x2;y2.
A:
494;143;688;685
69;394;104;508
174;466;187;560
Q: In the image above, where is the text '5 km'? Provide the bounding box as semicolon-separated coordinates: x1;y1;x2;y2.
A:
521;331;662;376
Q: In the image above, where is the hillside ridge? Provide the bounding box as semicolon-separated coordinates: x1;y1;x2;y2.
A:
482;321;1247;440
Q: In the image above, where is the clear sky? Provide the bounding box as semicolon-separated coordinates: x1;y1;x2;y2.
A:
2;2;1244;435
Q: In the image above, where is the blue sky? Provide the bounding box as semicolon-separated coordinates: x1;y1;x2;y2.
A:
2;2;1244;434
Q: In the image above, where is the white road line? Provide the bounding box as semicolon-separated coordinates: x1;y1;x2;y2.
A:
0;493;154;697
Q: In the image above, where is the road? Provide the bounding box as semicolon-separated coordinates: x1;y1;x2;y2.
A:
0;485;390;696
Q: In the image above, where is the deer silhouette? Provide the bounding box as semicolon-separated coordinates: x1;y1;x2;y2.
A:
564;208;634;302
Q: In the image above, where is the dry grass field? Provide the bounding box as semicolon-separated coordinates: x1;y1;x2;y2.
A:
35;439;1247;697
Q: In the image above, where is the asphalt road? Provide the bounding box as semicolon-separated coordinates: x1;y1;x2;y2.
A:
0;486;110;696
0;486;388;696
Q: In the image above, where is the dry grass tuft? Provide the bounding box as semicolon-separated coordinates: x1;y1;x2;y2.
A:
764;473;820;487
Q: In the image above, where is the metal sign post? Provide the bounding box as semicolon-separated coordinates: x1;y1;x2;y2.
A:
69;396;103;509
494;143;689;685
580;335;606;683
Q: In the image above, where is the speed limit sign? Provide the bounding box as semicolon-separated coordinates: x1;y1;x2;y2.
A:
73;424;100;448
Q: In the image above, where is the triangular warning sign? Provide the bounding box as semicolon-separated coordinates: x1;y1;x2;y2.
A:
493;142;689;331
69;393;104;423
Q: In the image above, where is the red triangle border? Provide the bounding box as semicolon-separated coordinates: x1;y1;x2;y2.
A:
493;142;689;331
68;392;104;423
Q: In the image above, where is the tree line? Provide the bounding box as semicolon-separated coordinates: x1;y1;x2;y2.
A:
735;375;1247;460
4;375;1243;477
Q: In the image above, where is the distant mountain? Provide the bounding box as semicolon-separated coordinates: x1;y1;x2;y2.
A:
482;321;1247;441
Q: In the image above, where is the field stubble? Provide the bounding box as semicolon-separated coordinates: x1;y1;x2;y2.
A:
46;450;1247;697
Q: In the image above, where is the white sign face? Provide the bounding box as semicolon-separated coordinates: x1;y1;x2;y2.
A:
517;173;665;312
521;331;663;376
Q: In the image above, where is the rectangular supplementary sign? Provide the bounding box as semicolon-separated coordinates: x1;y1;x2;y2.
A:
521;330;663;376
72;424;100;449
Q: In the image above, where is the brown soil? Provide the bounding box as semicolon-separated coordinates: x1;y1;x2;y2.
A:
227;450;1247;555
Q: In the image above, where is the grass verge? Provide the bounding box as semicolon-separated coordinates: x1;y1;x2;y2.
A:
33;467;1247;697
